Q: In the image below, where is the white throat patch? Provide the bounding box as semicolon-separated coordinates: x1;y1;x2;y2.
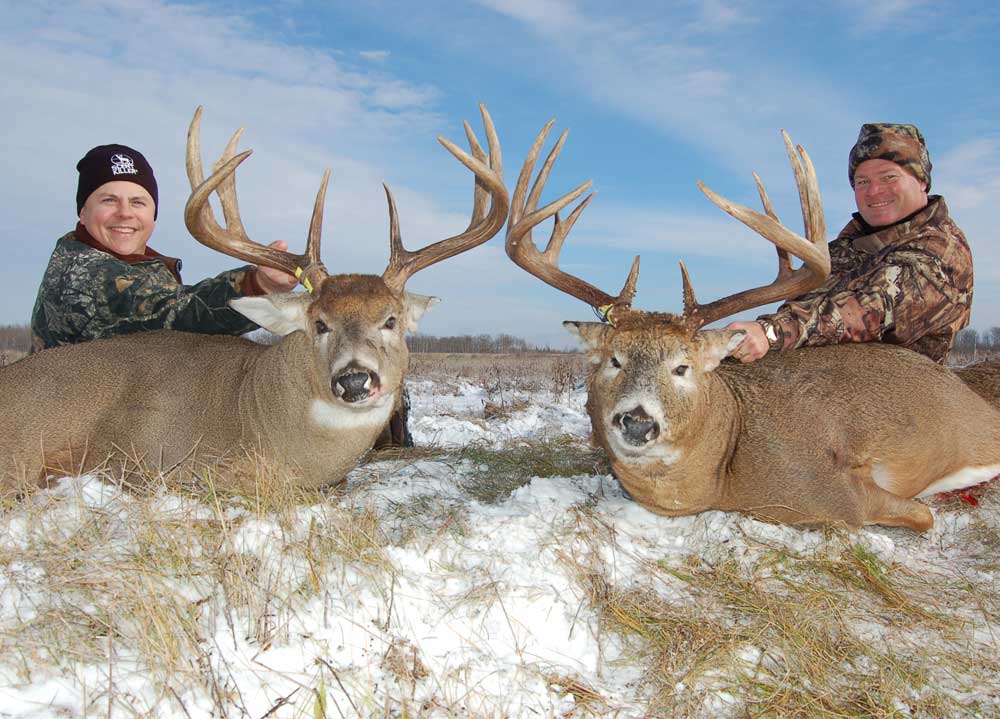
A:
309;394;395;432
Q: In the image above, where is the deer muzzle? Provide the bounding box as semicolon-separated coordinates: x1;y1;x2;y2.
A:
613;407;660;447
333;366;382;403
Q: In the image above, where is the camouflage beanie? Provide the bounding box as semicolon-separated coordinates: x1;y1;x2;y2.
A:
848;123;932;192
76;144;159;220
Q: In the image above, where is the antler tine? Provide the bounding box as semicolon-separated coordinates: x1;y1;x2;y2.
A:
211;126;248;239
681;130;830;331
184;106;329;290
381;103;509;293
463;119;490;228
505;121;638;321
301;170;332;290
753;171;793;278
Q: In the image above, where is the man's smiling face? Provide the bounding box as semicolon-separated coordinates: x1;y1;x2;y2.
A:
78;180;156;255
852;158;928;228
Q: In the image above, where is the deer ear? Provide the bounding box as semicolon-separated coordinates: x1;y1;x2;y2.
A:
697;329;745;372
564;321;609;355
403;292;440;328
230;294;310;336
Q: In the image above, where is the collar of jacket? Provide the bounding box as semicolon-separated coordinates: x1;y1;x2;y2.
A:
72;222;183;282
846;195;947;255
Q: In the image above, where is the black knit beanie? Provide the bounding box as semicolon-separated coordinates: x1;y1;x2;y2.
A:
76;144;159;219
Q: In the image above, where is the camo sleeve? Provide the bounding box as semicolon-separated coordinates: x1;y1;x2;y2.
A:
31;236;261;349
760;202;972;363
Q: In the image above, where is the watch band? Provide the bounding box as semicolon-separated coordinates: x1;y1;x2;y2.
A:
756;319;780;350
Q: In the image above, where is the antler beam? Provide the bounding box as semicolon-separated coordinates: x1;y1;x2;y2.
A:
505;120;639;323
681;130;830;330
184;106;329;291
380;104;509;293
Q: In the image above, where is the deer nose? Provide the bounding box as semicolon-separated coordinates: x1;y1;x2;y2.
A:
613;407;660;446
333;369;381;403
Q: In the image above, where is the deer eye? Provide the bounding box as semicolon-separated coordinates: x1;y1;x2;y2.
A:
673;365;690;376
383;316;397;330
314;319;330;335
610;356;622;369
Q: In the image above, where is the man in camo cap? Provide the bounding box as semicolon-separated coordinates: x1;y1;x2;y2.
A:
729;122;972;364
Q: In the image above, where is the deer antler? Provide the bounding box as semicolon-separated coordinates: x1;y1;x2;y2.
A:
681;130;830;330
505;121;640;324
380;104;510;293
184;106;330;293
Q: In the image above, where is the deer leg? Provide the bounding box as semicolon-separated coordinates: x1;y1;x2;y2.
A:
855;466;934;532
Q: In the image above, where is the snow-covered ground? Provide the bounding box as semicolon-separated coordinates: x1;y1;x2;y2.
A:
1;378;998;717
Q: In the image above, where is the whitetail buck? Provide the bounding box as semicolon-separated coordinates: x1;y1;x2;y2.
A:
506;124;1000;531
0;106;509;495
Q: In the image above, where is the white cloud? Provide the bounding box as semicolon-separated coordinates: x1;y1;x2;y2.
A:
837;0;936;32
473;0;584;28
934;136;1000;286
934;138;1000;212
359;49;391;62
687;0;756;34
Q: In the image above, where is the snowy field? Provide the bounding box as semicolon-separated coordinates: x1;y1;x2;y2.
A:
1;366;999;718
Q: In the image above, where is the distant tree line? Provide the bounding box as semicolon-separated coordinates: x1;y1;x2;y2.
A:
0;324;31;351
406;333;573;354
949;327;1000;363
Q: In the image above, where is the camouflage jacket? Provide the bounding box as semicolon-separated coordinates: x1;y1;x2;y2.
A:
759;196;972;364
30;229;263;352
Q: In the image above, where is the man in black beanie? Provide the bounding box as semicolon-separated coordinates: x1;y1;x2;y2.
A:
727;122;972;365
30;143;298;351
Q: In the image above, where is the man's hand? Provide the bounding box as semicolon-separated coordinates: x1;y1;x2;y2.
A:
726;320;769;363
253;241;299;294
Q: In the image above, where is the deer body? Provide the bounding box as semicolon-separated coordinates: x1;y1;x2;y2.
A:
0;277;418;491
0;332;385;489
583;333;1000;530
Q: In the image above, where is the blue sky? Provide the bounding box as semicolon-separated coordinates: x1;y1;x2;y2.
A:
3;0;998;347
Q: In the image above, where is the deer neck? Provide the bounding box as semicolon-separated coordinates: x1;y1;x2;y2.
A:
237;333;392;487
606;373;739;516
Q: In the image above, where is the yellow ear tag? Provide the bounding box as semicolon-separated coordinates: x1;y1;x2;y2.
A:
597;303;616;326
295;267;314;295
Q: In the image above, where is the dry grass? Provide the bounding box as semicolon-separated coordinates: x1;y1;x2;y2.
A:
453;437;609;505
553;498;1000;718
410;352;586;398
0;459;398;717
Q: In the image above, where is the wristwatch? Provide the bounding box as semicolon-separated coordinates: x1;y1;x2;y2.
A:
756;319;780;350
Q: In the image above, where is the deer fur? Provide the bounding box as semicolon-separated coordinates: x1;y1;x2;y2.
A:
0;276;435;495
569;320;1000;531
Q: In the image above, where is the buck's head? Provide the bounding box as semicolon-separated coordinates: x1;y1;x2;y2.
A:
504;123;828;465
231;275;438;411
565;319;744;463
183;105;508;414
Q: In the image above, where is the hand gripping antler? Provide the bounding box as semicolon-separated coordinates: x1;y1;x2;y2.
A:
184;106;330;293
381;104;509;293
681;130;831;331
505;121;640;324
